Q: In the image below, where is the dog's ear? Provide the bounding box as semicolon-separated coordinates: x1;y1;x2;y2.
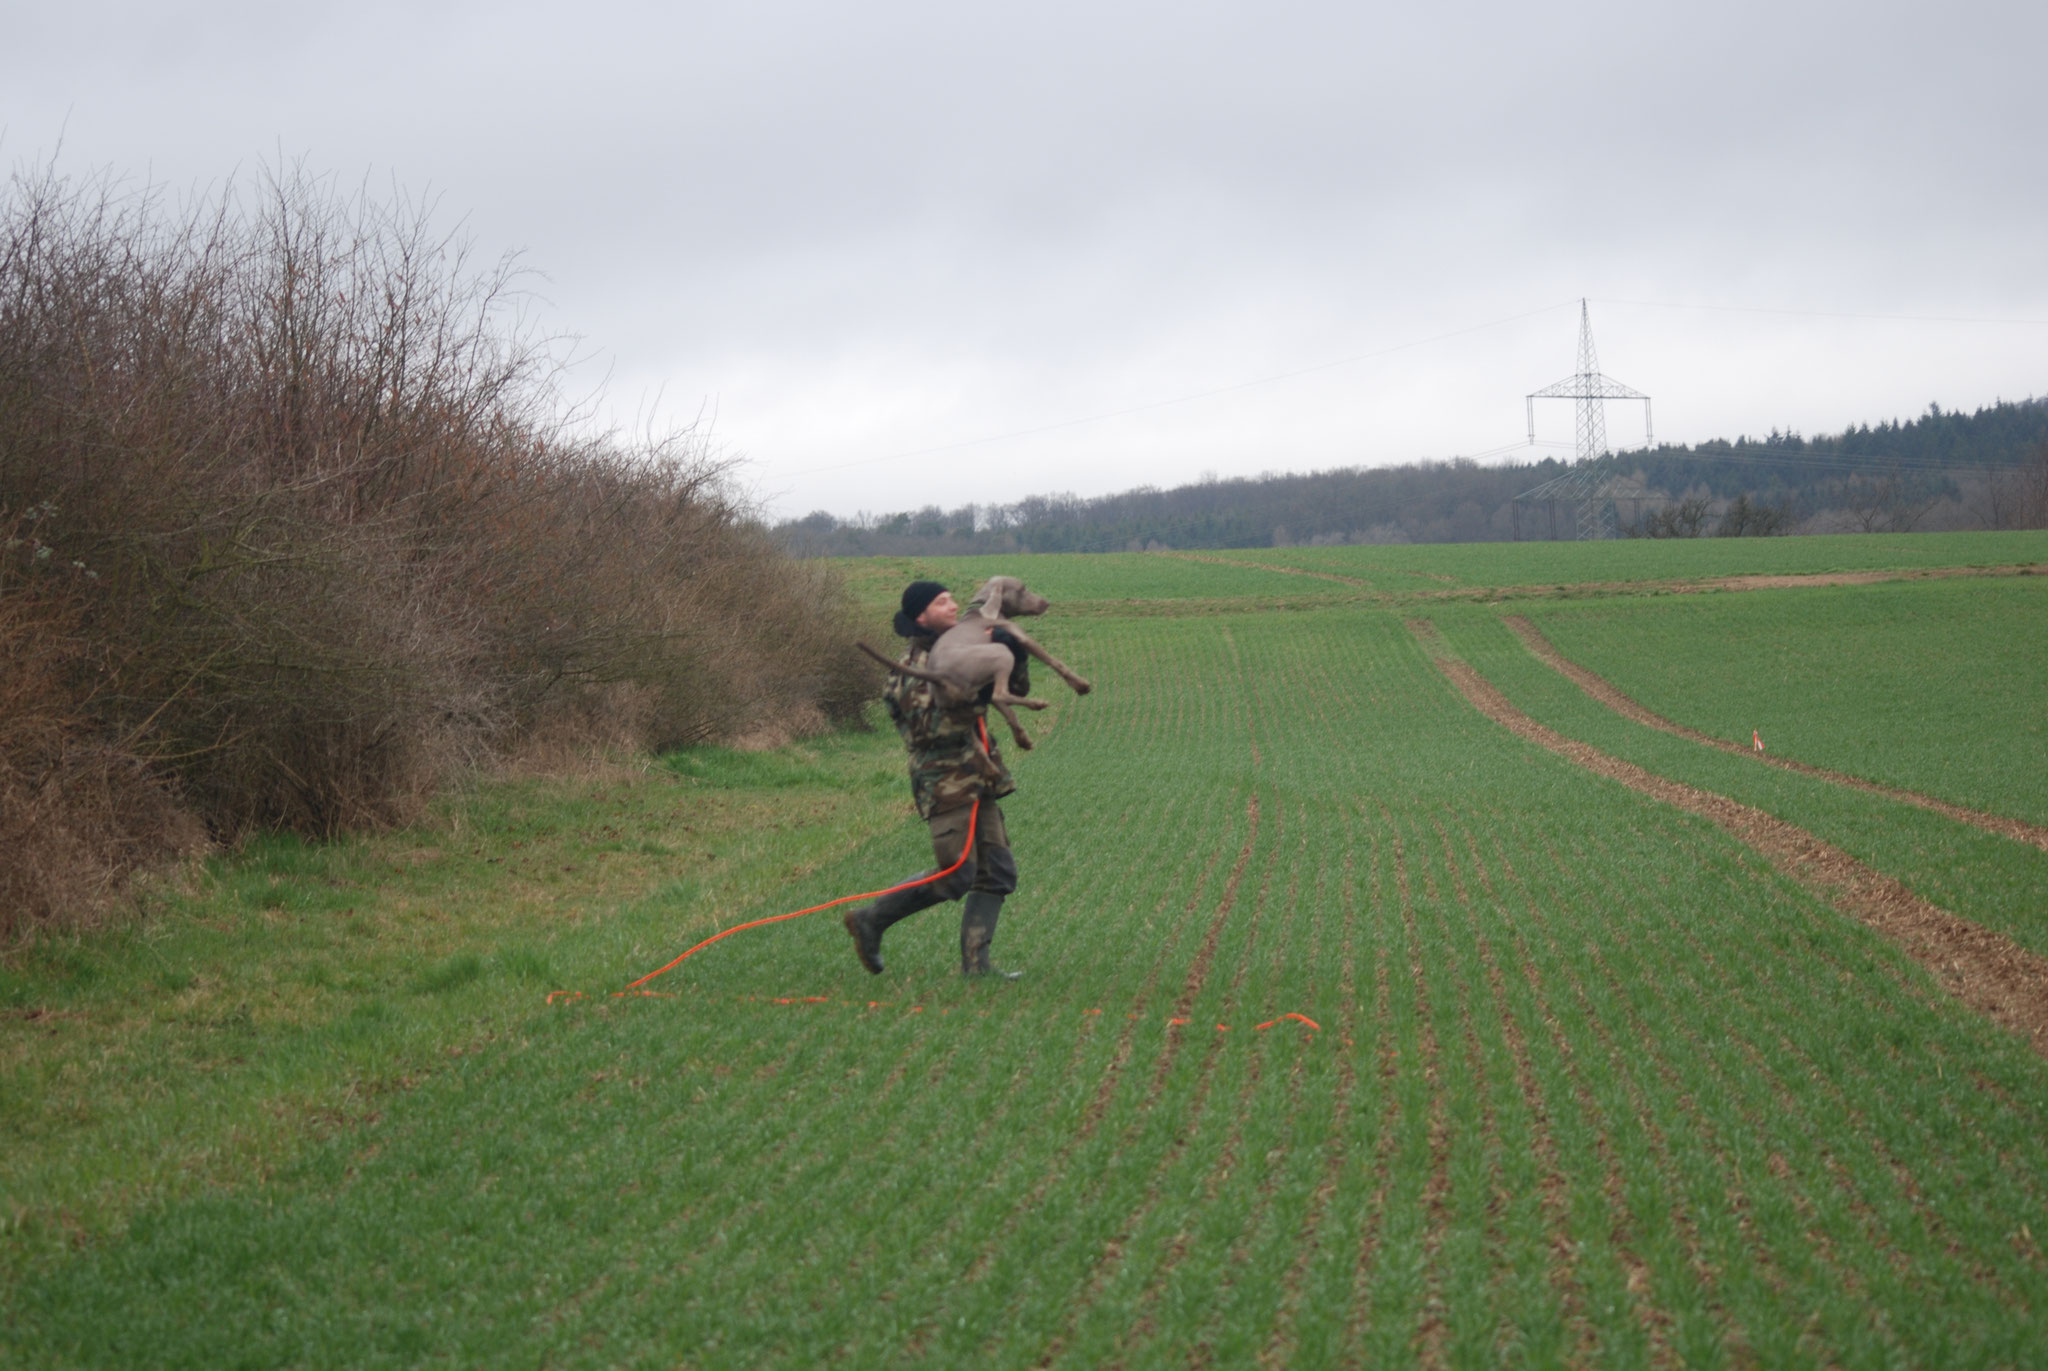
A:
965;577;1003;619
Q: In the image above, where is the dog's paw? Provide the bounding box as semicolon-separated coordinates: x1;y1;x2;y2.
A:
1013;731;1035;750
1070;677;1092;696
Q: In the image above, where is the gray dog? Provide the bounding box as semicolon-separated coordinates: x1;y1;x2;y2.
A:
860;575;1091;750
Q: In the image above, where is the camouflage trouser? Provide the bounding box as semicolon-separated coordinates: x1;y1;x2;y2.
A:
869;801;1018;933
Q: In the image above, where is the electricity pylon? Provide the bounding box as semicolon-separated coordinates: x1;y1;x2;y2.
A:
1517;300;1654;539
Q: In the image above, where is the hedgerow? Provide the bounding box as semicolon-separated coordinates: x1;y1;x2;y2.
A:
0;161;868;937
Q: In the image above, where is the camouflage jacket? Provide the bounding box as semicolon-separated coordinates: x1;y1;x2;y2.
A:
883;636;1017;819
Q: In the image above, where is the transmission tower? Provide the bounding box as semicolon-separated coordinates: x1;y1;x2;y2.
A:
1515;301;1654;539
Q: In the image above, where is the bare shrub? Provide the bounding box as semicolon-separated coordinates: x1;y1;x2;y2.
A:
1985;443;2048;529
1715;493;1791;537
1626;494;1711;538
0;508;203;939
1836;469;1942;533
0;159;867;931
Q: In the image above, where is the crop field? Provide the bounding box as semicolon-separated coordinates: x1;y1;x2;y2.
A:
1203;529;2048;591
836;551;1357;613
1514;578;2048;826
5;532;2047;1368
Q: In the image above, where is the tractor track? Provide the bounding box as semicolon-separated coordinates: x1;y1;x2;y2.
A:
1410;620;2048;1058
1504;613;2048;854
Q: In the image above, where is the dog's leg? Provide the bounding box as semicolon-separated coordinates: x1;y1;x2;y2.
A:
990;698;1033;751
951;644;1049;711
989;623;1092;696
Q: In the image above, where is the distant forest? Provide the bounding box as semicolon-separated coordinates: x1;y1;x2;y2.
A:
775;396;2048;554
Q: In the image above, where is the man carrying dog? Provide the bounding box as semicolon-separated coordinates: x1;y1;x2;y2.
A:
843;579;1024;980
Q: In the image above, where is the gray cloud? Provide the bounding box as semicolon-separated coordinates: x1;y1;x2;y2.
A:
9;0;2046;518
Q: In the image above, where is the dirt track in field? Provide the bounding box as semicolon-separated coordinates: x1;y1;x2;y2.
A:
1693;564;2048;590
1408;620;2048;1059
1503;614;2048;855
1143;552;2048;609
1157;550;1371;586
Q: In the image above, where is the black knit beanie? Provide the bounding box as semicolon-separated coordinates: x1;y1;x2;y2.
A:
894;580;948;638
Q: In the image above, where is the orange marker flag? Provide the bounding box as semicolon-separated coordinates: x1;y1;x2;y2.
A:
1753;730;1765;753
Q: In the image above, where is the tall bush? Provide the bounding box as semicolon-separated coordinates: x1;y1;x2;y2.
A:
0;505;203;929
0;162;866;935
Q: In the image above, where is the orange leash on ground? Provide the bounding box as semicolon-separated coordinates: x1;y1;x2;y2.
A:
617;798;980;992
615;718;996;993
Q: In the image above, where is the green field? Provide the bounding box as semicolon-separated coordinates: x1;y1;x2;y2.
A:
6;535;2047;1368
835;551;1359;619
1518;577;2048;826
1204;529;2048;590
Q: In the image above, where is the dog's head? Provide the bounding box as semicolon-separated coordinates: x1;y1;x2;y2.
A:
977;575;1049;618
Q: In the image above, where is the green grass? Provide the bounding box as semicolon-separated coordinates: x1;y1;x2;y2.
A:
1428;603;2048;961
834;550;1355;620
0;729;908;1284
1205;528;2048;588
5;553;2047;1367
834;531;2048;626
1520;576;2048;826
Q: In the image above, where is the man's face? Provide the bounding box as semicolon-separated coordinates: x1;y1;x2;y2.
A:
916;590;960;632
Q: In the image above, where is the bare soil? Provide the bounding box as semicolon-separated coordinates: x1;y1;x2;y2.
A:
1696;565;2047;591
1410;621;2048;1059
1158;550;1371;587
1145;554;2048;612
1504;615;2048;855
1035;796;1262;1368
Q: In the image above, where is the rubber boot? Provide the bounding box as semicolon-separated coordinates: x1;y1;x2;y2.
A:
844;880;948;975
960;892;1021;980
843;904;885;974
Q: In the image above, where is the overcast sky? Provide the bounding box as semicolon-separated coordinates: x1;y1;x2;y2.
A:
8;0;2046;519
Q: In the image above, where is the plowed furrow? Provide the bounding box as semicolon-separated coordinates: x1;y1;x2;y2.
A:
1505;613;2048;854
953;803;1230;1294
726;1032;975;1318
1597;811;2048;1237
1152;793;1263;1097
873;1051;1063;1337
1473;830;1682;1367
1393;827;1455;1368
1547;811;1921;1354
1158;803;1307;1369
1158;549;1370;587
1540;758;2048;1327
1257;835;1362;1369
1485;794;1990;1366
1454;823;1595;1364
1537;909;1691;1366
1633;831;2035;1273
1411;621;2048;1057
1568;902;1816;1361
1119;1050;1264;1371
1339;933;1401;1361
1426;812;1528;1368
1031;794;1269;1367
1079;828;1232;1141
940;788;1228;1317
1599;846;2035;1322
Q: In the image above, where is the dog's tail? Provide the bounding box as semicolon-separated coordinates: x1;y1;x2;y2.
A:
857;641;949;685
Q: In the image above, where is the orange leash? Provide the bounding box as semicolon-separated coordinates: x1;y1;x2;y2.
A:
618;797;980;991
617;719;997;993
